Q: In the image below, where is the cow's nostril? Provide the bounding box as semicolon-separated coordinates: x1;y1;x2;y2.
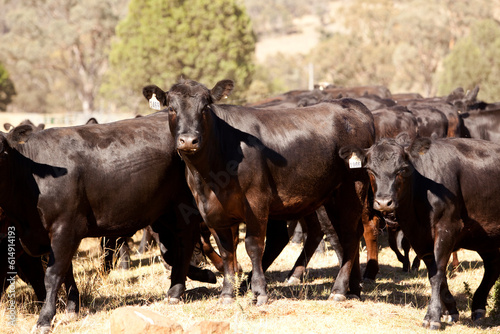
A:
192;138;199;145
179;138;185;144
387;200;393;208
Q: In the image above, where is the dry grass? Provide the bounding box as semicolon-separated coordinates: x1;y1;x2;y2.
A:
1;230;499;333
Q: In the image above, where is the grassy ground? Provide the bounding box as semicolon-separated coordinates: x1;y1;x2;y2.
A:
1;230;499;333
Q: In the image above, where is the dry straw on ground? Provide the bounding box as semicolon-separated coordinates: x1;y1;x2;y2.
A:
1;229;499;333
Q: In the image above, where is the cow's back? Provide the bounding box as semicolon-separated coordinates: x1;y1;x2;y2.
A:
411;138;500;250
213;99;374;218
17;112;185;236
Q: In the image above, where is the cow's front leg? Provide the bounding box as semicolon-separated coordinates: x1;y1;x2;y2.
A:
422;250;454;330
245;218;267;306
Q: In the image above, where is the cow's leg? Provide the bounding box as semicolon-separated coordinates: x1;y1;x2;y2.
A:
212;227;238;304
325;181;364;301
61;262;79;322
13;252;46;303
286;213;324;284
471;249;500;321
317;206;343;263
422;247;457;329
36;234;80;333
450;251;459;271
362;212;380;281
244;217;268;306
240;219;288;294
138;227;155;254
388;228;410;272
161;211;200;303
201;223;224;273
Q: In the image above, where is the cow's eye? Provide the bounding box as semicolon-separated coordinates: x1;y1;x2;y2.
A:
168;107;176;113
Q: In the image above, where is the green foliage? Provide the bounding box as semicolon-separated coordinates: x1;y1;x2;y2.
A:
438;19;500;102
103;0;256;107
0;63;16;111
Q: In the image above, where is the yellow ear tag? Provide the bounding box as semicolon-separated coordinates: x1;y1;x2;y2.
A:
349;152;362;169
149;93;161;110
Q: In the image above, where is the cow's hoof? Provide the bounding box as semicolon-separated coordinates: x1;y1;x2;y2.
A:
362;277;375;284
472;309;486;321
33;325;51;334
346;294;360;300
442;313;459;324
166;297;180;304
328;293;346;302
429;321;441;330
285;277;301;285
256;295;268;306
220;296;234;305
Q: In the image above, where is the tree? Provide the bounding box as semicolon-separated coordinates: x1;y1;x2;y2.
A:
0;63;15;111
102;0;256;108
0;0;127;113
438;19;500;103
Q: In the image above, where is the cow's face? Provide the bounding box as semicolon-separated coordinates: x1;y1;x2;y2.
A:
143;79;234;155
340;136;431;216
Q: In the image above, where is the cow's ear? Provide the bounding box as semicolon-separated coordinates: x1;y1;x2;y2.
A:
395;132;412;147
211;80;234;102
143;85;168;109
339;146;367;169
3;123;13;131
406;137;431;158
9;124;34;144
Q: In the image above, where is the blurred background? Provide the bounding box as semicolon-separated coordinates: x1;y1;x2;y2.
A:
0;0;499;126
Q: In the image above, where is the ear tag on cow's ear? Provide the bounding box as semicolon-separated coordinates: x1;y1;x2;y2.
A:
149;93;161;110
349;152;362;169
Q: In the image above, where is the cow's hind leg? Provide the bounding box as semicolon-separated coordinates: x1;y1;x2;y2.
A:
60;262;80;323
244;215;268;306
325;182;364;301
212;227;238;304
388;228;410;272
240;219;288;294
471;249;500;321
36;233;80;333
286;213;324;284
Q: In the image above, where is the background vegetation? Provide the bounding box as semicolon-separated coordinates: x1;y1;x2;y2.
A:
0;0;499;112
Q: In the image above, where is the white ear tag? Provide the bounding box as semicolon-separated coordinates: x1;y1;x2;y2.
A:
349;152;362;169
149;93;161;110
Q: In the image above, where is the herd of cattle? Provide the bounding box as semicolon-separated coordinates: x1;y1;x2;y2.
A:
1;79;499;332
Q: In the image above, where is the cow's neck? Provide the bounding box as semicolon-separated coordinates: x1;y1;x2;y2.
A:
180;111;233;192
394;170;434;257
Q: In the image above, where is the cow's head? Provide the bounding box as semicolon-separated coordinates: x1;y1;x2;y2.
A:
340;134;431;216
143;79;234;154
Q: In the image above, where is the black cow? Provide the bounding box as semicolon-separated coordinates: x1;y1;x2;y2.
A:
143;79;375;305
340;135;500;329
0;113;214;333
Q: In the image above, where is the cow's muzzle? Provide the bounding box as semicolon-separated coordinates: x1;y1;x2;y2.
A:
177;134;200;154
373;196;396;212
